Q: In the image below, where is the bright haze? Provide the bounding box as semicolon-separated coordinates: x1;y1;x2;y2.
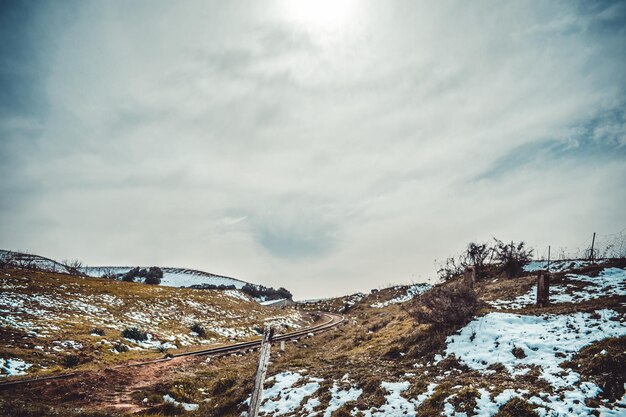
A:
1;1;625;299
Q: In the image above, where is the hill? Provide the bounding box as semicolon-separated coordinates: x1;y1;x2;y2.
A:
1;258;624;417
82;266;249;289
1;249;292;302
0;267;307;380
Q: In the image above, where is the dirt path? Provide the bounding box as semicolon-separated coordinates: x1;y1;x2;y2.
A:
2;356;203;414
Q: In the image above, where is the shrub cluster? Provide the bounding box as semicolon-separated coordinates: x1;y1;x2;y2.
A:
410;282;478;329
122;326;148;341
189;282;292;301
61;354;82;368
437;238;533;281
90;327;105;336
190;323;207;337
188;284;237;290
120;266;163;284
240;283;292;301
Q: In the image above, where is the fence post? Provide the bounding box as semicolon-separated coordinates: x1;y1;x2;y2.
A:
590;232;596;263
463;266;475;288
248;326;274;417
536;271;550;307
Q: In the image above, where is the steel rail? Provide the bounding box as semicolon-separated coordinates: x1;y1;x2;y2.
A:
0;312;344;389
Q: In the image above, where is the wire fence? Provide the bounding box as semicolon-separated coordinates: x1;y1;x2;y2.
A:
532;229;626;261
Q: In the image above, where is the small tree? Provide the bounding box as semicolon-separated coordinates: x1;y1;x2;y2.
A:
144;267;163;285
144;275;161;285
493;239;533;278
61;259;84;275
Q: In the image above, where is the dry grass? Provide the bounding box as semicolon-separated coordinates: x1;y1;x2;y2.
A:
0;268;308;377
2;260;624;416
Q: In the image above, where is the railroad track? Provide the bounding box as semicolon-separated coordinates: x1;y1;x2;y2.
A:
0;312;345;389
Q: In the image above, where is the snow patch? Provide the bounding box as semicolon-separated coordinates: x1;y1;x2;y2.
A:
371;284;431;308
0;358;32;377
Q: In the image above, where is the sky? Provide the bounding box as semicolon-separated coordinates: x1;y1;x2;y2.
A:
1;0;625;299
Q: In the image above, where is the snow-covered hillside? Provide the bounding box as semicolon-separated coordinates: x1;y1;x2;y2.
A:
82;266;249;289
0;268;307;378
236;261;626;417
0;250;73;274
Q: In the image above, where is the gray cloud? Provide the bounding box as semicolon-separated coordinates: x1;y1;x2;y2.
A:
1;0;625;298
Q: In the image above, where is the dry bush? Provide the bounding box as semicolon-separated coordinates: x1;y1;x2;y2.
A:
410;283;478;329
447;386;479;415
494;397;539;417
122;326;148;341
562;336;626;401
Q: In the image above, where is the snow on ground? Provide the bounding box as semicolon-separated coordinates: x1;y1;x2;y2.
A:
242;372;364;417
370;284;431;308
0;276;298;356
259;298;286;306
342;293;366;309
323;379;363;417
225;290;251;302
162;394;199;411
443;309;626;416
124;334;177;350
362;381;416;417
523;259;602;273
0;250;71;274
489;267;626;309
258;372;323;416
0;358;32;377
82;266;248;289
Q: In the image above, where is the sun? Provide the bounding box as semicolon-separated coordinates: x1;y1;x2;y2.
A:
279;0;358;30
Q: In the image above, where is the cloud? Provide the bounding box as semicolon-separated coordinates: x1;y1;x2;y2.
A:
0;0;625;298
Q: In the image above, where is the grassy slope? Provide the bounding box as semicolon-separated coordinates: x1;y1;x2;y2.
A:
0;268;307;377
1;261;624;416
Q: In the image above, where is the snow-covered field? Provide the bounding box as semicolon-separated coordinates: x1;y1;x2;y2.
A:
523;259;604;273
0;250;72;274
489;267;626;309
245;305;625;417
370;284;431;308
82;266;249;289
441;309;626;416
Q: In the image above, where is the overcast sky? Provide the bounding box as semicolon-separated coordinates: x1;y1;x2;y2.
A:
1;1;625;299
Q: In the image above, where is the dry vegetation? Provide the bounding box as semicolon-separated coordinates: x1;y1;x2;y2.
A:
1;259;624;416
0;268;308;378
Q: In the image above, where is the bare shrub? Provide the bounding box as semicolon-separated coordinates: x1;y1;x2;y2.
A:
492;239;533;278
190;323;206;337
410;283;478;329
437;238;533;281
494;397;539;417
61;354;82;368
122;327;148;341
61;259;84;275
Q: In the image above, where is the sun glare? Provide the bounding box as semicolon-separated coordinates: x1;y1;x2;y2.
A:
280;0;357;30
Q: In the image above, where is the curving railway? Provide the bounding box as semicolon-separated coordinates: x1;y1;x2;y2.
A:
0;312;345;389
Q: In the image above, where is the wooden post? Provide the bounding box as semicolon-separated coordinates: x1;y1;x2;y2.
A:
547;245;551;272
463;266;475;288
248;326;274;417
590;232;596;263
536;271;550;307
280;341;285;352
